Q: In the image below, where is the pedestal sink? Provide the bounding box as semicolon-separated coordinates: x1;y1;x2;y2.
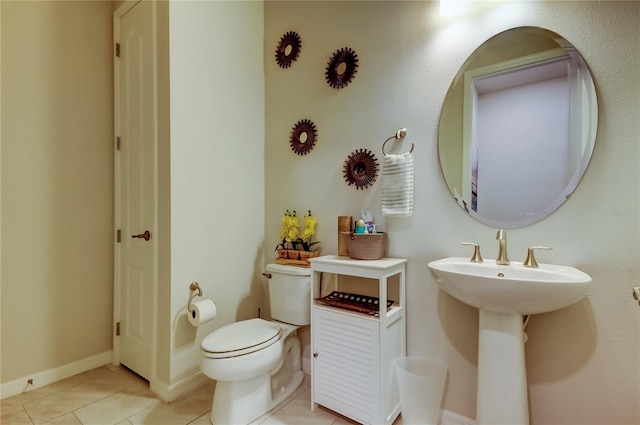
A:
428;257;592;425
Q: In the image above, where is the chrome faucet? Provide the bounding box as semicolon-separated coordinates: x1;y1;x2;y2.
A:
496;229;510;265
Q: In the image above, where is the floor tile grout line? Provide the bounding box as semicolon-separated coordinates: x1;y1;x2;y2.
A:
186;411;211;425
72;382;163;425
22;404;35;425
71;411;83;425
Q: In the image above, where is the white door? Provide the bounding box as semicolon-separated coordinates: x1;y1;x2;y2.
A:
114;0;156;380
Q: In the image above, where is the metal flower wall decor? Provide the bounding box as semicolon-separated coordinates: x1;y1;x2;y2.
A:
275;31;302;68
343;149;379;190
289;119;318;155
325;47;359;89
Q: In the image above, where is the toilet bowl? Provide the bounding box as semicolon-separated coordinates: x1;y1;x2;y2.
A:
200;263;311;424
201;319;284;382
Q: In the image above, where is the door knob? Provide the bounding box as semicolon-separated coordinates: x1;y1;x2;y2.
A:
131;230;151;241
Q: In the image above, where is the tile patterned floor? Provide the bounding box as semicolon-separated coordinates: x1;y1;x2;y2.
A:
1;364;386;425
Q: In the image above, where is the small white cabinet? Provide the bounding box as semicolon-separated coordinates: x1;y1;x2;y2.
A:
309;255;407;425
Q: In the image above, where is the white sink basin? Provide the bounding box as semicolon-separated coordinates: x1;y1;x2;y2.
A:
428;257;592;315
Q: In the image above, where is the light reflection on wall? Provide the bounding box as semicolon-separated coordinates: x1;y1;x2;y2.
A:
440;0;468;17
427;1;538;120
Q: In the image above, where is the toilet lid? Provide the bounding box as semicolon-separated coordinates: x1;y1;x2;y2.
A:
201;318;282;358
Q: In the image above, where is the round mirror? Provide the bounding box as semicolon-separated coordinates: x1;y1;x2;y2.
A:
336;61;347;76
438;27;598;228
353;161;367;176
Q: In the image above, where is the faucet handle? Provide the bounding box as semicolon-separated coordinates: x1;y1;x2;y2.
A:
461;242;483;263
523;246;553;268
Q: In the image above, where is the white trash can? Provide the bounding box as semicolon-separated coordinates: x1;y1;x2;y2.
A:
394;357;447;425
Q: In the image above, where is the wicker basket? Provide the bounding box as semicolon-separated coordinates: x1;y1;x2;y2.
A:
341;232;387;260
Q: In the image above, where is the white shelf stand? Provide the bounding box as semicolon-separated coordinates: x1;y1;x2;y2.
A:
309;255;407;425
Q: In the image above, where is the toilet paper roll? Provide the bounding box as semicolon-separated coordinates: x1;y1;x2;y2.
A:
188;299;217;326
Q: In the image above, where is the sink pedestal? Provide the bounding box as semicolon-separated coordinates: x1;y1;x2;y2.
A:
428;257;592;425
477;310;529;425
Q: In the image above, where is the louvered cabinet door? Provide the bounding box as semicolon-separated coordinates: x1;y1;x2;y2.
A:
312;307;380;424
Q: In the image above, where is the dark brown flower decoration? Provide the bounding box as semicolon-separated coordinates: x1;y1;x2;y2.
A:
325;47;359;89
275;31;302;68
290;119;317;155
343;149;378;189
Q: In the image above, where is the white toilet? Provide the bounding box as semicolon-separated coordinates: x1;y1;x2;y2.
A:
200;263;311;424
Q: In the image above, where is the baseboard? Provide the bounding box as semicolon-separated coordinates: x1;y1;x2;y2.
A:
150;371;210;403
441;409;476;425
0;350;113;400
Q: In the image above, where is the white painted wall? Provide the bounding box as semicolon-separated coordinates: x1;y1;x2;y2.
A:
1;0;114;384
264;1;639;423
166;0;265;384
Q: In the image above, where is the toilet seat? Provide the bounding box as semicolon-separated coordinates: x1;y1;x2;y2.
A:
201;318;282;359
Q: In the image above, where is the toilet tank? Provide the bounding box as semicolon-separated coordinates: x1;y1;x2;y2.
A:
265;263;311;326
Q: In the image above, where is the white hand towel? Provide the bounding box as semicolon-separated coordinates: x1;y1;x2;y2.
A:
381;152;414;217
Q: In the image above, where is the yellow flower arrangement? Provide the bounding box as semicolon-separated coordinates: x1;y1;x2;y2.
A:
278;210;299;245
300;211;318;251
276;210;320;252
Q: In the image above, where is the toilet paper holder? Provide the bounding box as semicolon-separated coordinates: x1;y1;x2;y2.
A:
188;282;203;314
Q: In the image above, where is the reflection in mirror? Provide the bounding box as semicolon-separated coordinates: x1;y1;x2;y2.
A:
284;44;293;57
438;27;598;228
299;131;308;144
353;161;366;176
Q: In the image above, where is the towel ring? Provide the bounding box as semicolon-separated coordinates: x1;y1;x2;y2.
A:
381;128;414;156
